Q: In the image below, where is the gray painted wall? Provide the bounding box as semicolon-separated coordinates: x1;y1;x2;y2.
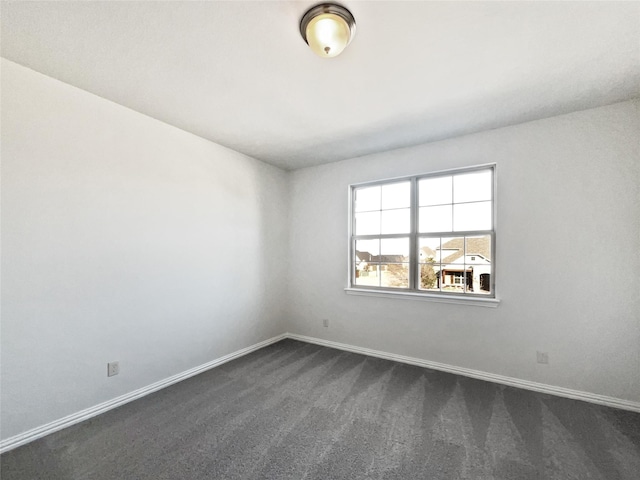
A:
0;60;289;440
286;100;640;403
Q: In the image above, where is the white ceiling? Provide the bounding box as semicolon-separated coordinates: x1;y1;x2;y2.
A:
2;1;639;170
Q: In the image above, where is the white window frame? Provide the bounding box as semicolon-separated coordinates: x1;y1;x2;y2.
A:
345;164;500;307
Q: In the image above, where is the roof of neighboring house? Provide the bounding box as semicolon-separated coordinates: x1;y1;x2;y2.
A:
420;246;436;259
355;250;374;262
375;255;406;263
355;251;406;264
440;237;491;263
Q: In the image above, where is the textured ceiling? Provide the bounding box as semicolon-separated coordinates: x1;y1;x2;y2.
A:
2;1;639;170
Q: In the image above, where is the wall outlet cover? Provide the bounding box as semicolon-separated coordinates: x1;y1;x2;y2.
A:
536;351;549;364
107;361;120;377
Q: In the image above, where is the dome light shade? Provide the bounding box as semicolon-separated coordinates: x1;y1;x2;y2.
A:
300;4;356;58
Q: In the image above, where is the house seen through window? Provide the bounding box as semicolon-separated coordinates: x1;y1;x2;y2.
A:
350;165;495;297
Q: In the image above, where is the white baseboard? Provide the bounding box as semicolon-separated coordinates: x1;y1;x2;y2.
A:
3;331;638;454
0;334;286;454
286;333;640;413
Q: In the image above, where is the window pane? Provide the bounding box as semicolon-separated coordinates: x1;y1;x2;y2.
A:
477;271;492;293
419;205;452;233
419;263;440;291
419;237;440;263
419;237;441;291
381;264;409;288
355;211;380;235
381;238;409;262
453;201;491;231
419;176;452;206
465;266;492;294
453;170;492;204
355;239;379;258
441;266;466;292
440;237;464;264
355;186;380;212
354;263;380;287
465;235;492;264
381;182;410;210
381;208;410;234
439;237;466;293
438;236;469;291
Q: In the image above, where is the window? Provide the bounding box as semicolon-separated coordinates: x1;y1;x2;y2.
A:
349;165;495;300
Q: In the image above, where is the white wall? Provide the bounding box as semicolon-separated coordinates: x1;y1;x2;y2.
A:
0;59;289;440
286;100;640;403
2;57;638;445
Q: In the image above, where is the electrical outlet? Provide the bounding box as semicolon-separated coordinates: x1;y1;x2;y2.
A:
322;318;329;328
536;351;549;364
107;361;120;377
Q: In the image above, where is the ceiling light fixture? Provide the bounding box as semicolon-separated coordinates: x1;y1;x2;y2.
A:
300;3;356;58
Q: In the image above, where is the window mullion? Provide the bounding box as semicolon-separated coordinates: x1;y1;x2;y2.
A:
409;177;417;290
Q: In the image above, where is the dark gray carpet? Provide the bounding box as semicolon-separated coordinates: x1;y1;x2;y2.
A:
2;339;639;479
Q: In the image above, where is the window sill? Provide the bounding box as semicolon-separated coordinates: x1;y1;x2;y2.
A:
344;287;500;308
